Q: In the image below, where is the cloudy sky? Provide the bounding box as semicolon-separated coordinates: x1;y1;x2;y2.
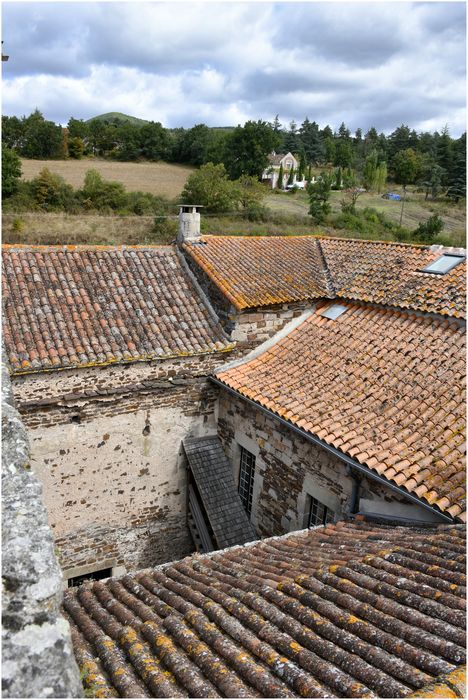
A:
2;1;466;135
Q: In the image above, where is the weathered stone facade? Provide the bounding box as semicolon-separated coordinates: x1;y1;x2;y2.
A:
11;353;228;577
217;390;445;538
2;364;82;698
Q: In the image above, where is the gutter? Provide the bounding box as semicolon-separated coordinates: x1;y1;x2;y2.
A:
210;377;455;524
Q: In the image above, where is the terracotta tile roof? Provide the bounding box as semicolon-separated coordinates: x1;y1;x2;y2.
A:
215;302;466;521
63;520;466;698
183;236;333;309
183;236;466;317
320;239;466;319
2;245;232;374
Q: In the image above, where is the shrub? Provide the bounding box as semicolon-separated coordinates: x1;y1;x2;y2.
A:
413;214;444;243
2;181;36;211
152;216;178;242
243;202;269;221
182;163;239;213
2;147;22;197
126;191;171;216
79;170;127;212
30;168;76;211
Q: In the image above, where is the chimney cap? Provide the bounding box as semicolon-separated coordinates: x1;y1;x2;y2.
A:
179;204;204;211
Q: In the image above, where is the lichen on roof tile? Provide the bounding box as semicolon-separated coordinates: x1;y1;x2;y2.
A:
2;245;232;374
183;236;466;317
64;521;466;698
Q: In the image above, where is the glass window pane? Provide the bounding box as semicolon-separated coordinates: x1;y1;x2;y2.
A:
422;255;465;274
239;447;256;517
320;304;349;320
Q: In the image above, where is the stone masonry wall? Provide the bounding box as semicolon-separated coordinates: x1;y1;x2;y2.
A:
2;363;82;698
11;354;225;576
217;391;354;537
217;390;442;537
231;303;313;345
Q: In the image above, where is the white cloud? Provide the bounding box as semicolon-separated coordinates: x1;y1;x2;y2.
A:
1;1;465;134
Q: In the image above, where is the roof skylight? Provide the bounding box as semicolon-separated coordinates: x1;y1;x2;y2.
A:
320;303;348;320
421;254;465;275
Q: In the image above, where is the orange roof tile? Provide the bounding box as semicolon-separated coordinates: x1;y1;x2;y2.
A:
216;302;466;520
320;238;466;318
183;236;466;317
183;236;333;309
2;246;232;374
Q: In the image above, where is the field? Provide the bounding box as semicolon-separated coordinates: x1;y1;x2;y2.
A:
6;159;465;248
20;158;195;199
265;187;466;237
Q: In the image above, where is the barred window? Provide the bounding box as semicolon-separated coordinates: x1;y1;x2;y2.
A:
238;447;256;516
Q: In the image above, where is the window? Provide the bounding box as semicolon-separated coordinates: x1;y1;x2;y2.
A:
238;447;256;516
319;303;349;320
421;254;465;275
307;495;334;527
68;567;112;588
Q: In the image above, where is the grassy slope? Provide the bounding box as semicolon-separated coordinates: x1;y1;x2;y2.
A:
265;188;466;243
20;158;195;199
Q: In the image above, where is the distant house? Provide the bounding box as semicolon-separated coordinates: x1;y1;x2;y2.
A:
262;151;298;189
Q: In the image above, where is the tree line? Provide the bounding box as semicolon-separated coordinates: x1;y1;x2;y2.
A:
2;109;466;201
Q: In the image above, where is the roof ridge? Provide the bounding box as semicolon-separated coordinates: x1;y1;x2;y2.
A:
2;244;173;252
315;239;336;297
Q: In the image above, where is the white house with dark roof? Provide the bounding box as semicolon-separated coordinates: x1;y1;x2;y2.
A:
262;151;298;188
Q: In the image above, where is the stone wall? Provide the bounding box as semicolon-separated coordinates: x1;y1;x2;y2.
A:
217;390;354;537
11;354;226;576
2;363;82;698
231;303;312;344
217;390;444;537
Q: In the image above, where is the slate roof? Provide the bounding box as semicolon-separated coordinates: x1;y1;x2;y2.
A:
63;519;466;698
267;152;296;167
183;436;257;549
183;236;466;317
215;301;466;521
2;246;232;374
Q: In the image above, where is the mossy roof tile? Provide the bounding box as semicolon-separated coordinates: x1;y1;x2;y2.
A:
64;521;466;698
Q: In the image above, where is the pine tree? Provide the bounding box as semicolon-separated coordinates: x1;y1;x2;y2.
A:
277;163;284;189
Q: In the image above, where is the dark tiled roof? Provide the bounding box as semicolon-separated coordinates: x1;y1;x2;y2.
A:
183;236;466;317
215;302;466;521
2;246;232;374
184;436;257;549
64;520;466;698
183;236;332;309
267;153;295;166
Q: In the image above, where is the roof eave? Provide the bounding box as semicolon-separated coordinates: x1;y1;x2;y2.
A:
210;377;459;524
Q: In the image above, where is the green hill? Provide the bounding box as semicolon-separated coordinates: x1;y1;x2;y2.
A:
86;112;149;126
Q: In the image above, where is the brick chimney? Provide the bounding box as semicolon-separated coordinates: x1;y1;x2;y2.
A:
177;205;202;244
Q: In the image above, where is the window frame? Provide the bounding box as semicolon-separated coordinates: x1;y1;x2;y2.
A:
419;254;465;275
307;495;335;527
238;446;256;517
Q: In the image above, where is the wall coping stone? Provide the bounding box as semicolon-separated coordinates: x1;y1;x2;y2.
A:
2;361;82;698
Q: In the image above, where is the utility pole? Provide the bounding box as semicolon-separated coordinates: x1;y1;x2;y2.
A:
399;186;407;227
